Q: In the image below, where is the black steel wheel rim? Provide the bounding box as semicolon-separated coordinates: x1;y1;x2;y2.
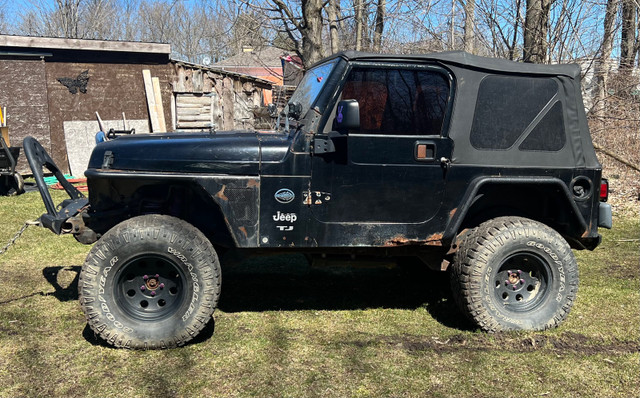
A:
114;254;187;321
493;252;550;312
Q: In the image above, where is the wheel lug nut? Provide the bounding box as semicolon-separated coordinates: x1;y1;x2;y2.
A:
150;291;156;296
155;274;160;278
140;285;146;291
143;275;148;280
512;286;517;291
520;279;525;284
517;270;522;275
159;283;165;289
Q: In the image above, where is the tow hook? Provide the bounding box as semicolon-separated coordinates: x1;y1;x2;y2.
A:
63;211;99;244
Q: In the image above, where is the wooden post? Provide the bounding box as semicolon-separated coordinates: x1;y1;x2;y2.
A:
152;77;167;132
143;69;160;132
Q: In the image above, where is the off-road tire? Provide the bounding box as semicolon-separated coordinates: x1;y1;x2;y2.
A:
12;173;24;195
450;217;578;332
3;173;24;196
78;214;221;349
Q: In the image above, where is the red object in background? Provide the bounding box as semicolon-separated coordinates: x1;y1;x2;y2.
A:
51;178;88;192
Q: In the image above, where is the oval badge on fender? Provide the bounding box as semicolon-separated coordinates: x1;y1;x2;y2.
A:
275;188;295;204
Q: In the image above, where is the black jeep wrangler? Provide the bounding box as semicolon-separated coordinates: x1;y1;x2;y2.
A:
24;51;612;349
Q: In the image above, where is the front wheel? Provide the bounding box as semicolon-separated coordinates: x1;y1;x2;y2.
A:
79;215;221;349
450;217;578;332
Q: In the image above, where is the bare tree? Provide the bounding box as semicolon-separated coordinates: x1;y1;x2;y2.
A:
253;0;325;66
326;0;341;54
592;0;620;117
354;0;364;50
523;0;552;63
372;0;386;52
620;0;638;71
463;0;476;53
19;0;119;39
636;5;640;64
0;0;9;34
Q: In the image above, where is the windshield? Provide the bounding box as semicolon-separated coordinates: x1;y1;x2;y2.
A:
287;58;339;119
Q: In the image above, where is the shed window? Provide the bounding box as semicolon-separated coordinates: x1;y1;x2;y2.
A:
470;76;558;150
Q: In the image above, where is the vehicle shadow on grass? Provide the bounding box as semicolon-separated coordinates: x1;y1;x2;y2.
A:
218;253;475;331
0;266;80;305
42;266;81;301
33;254;474;348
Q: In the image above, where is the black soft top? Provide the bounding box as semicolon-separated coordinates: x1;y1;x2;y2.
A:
316;51;598;169
324;50;581;79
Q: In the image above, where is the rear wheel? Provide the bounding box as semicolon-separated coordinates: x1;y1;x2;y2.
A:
450;217;578;332
79;214;221;349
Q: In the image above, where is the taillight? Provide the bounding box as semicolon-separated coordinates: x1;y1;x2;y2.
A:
599;178;609;202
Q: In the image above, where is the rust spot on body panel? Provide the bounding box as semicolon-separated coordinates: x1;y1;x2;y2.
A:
238;226;248;238
215;185;228;201
247;178;259;188
384;232;444;247
449;208;457;220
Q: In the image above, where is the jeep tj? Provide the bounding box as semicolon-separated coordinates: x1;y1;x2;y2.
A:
23;51;612;349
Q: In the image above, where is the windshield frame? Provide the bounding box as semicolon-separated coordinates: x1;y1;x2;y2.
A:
286;58;340;120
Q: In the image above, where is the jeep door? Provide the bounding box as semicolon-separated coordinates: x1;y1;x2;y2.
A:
309;64;454;244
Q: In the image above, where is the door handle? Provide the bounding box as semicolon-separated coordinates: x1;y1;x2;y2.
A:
415;142;436;161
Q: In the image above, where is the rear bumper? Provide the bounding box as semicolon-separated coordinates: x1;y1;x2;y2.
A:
598;202;612;229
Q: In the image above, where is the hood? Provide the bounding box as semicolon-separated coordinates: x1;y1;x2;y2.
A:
87;131;291;175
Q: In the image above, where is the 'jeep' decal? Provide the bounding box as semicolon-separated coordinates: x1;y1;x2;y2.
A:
275;189;295;204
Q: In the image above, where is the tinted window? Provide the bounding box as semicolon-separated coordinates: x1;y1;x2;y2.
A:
342;68;449;135
519;101;566;151
470;76;558;150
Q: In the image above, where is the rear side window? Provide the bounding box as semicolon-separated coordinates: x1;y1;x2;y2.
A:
342;68;450;135
470;76;565;151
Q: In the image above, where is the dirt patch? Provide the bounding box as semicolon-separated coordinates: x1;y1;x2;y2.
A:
341;332;640;356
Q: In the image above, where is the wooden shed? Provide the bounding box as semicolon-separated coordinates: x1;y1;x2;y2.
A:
171;61;273;131
0;35;274;175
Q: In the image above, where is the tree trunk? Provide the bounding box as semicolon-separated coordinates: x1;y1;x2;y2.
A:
463;0;475;54
620;0;637;71
450;0;456;50
591;0;619;118
592;0;618;116
326;0;340;55
523;0;551;63
301;0;325;66
355;0;363;51
509;0;522;60
372;0;385;52
636;6;640;64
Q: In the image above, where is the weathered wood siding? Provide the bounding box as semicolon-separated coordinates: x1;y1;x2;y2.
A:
172;63;270;131
0;58;51;173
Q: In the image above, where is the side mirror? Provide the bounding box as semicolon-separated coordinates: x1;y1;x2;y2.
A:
334;100;360;133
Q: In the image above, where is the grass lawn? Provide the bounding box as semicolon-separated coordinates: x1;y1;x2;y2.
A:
0;189;638;397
